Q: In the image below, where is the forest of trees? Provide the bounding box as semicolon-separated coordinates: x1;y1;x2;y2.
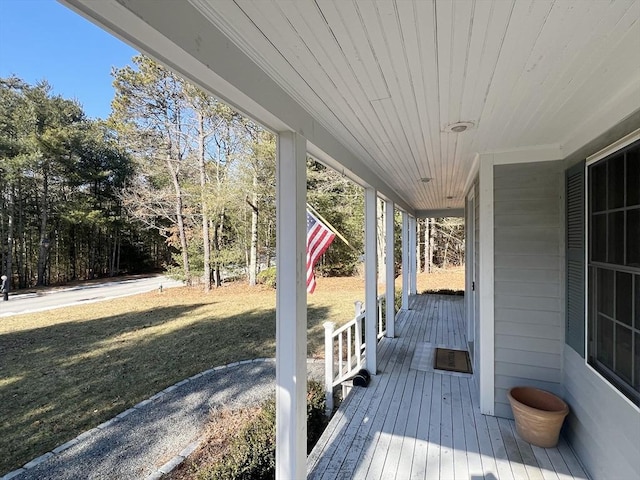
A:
0;56;464;292
0;75;162;290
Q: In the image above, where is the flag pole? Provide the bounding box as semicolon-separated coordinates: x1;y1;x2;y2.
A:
306;203;358;253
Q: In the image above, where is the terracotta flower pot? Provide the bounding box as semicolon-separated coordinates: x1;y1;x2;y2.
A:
507;386;569;448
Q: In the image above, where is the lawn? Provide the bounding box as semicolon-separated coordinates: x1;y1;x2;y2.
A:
0;268;463;474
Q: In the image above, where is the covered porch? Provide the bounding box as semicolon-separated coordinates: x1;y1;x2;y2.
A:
309;294;588;480
58;1;640;477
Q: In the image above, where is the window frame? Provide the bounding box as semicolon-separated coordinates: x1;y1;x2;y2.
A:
585;130;640;409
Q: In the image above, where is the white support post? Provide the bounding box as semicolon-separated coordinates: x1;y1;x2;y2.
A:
323;321;335;415
409;216;417;295
275;131;307;480
478;155;495;416
365;187;378;375
385;200;395;338
401;212;410;310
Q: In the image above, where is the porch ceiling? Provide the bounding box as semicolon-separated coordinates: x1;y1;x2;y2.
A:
63;0;640;212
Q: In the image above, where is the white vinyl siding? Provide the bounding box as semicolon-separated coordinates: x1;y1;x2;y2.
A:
493;161;564;418
563;345;640;479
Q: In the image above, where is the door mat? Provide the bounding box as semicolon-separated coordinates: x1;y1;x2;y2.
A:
434;348;472;374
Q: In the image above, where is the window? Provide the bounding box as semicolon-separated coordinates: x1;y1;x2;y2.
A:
588;140;640;406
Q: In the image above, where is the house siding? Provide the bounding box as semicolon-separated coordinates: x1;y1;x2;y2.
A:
493;161;564;419
561;153;640;480
563;345;640;479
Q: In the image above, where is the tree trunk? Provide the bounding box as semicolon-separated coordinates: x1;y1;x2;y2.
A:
36;166;49;286
248;171;259;286
197;112;212;292
166;154;191;285
423;218;429;273
110;233;117;277
5;188;14;294
88;230;96;279
1;191;5;279
70;226;77;280
116;235;121;274
427;218;434;273
265;220;272;268
213;210;226;287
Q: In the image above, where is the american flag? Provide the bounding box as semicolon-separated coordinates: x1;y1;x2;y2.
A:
306;210;335;294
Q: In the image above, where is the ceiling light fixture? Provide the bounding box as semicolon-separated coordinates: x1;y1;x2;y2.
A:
420;177;432;183
444;121;474;133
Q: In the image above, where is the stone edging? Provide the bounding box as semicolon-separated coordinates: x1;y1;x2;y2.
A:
2;358;324;480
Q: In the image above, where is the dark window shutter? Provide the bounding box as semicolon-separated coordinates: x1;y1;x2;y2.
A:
566;160;585;357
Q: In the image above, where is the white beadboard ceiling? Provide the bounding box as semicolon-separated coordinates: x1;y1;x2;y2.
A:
66;0;640;212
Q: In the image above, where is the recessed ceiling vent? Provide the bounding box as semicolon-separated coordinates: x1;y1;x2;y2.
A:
444;121;474;133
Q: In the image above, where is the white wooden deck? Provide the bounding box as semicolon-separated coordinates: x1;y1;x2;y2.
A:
308;294;589;480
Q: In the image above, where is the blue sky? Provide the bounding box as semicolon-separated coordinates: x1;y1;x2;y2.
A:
0;0;137;119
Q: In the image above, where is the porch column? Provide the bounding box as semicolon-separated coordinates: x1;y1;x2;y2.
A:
384;200;395;338
409;216;417;295
275;131;307;480
478;155;495;415
401;212;409;310
365;187;378;374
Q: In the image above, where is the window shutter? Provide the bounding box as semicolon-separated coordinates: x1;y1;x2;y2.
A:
566;160;585;357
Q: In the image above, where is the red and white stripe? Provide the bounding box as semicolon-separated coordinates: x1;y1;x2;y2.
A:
306;211;335;293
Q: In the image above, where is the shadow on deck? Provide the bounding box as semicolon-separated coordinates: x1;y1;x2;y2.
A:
307;294;588;480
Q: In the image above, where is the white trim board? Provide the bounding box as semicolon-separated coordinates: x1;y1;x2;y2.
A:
464;153;480;196
365;187;378;375
401;212;410;311
385;199;396;339
585;362;640;414
586;127;640;165
583;133;640;414
478;155;495;416
463;145;562;199
563;77;640;161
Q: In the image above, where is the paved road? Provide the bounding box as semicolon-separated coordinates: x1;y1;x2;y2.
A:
0;275;183;318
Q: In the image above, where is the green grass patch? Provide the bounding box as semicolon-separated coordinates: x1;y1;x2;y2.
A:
0;278;364;474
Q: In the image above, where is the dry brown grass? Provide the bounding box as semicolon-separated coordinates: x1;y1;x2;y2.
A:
166;407;263;480
0;280;360;473
416;265;466;292
0;268;464;474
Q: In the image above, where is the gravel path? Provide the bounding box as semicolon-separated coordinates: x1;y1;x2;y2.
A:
5;359;325;480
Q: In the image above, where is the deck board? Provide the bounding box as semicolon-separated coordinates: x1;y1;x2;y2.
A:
308;294;589;480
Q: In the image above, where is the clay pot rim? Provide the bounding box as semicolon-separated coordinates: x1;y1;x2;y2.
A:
508;386;569;416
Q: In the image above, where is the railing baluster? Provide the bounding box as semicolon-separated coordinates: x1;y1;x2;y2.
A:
338;332;343;378
323;321;335;415
355;314;362;369
378;295;383;337
325;299;386;409
347;324;352;371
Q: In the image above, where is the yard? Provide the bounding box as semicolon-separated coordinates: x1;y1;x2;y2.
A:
0;268;463;474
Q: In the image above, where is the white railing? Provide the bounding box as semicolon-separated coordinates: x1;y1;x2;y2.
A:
323;294;385;414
